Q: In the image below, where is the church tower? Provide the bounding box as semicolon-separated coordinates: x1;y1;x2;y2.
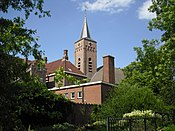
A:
74;16;97;79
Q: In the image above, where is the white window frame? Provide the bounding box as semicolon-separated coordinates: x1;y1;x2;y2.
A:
71;92;75;99
77;91;82;99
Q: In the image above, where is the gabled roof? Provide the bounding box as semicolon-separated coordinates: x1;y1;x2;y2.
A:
80;16;91;39
46;59;85;76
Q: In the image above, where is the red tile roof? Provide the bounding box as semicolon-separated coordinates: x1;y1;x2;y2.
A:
46;59;84;76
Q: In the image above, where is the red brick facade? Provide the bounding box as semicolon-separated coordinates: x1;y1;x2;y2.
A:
46;17;124;105
51;81;113;104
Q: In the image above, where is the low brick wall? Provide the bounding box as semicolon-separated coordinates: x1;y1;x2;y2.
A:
67;103;96;126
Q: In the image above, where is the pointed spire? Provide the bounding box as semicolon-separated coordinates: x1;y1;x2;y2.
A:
80;14;91;39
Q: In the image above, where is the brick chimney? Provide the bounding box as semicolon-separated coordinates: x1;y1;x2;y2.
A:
103;55;115;84
63;50;68;60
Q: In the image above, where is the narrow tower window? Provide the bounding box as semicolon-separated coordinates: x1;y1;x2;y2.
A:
88;57;92;72
78;58;81;70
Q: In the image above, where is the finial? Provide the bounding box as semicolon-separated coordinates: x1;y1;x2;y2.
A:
80;6;91;39
85;9;86;18
84;5;87;18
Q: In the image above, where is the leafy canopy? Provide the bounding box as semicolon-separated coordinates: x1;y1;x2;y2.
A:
93;0;175;119
92;83;164;119
148;0;175;41
54;67;89;87
0;0;50;19
124;0;175;108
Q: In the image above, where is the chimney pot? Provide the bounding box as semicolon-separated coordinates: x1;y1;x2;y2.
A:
63;50;68;60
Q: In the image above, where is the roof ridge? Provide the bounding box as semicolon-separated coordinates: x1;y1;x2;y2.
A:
46;59;62;65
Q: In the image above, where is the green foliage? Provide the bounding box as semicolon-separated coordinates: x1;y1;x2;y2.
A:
54;67;78;87
85;121;106;131
161;124;175;131
0;80;73;130
0;0;50;19
34;123;76;131
124;38;175;107
54;67;65;87
0;54;30;92
0;1;75;131
124;39;162;94
0;94;26;131
0;0;50;93
0;17;42;58
16;81;73;129
52;123;75;131
0;0;50;59
123;110;157;118
54;67;89;87
114;0;175;120
91;0;175;125
148;0;175;41
92;82;164;119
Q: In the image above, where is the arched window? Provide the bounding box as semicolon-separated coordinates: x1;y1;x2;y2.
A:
88;57;92;72
78;58;81;70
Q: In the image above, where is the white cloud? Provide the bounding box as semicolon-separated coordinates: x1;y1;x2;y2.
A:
80;0;135;14
138;0;156;20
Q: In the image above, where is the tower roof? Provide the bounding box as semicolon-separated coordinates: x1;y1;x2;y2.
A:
80;16;91;39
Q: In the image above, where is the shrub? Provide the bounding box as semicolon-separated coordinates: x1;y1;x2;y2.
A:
123;110;161;118
85;121;106;131
53;123;75;130
35;123;76;131
161;124;175;131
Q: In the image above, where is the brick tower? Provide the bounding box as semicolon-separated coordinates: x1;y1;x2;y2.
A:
74;16;97;79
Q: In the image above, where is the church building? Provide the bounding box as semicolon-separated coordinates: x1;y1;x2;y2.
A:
46;16;124;104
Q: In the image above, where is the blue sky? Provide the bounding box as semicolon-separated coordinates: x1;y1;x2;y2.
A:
2;0;162;68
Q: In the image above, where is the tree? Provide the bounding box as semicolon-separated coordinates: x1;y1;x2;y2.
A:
92;82;164;119
124;0;175;111
93;0;175;119
0;0;50;89
124;40;175;108
124;39;162;94
54;67;89;87
0;80;73;130
16;81;73;129
148;0;175;41
0;0;50;19
0;1;66;130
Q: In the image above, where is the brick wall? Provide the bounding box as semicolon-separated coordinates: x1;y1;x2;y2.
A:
54;82;113;105
68;103;96;126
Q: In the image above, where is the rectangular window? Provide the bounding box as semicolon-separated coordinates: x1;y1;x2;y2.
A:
64;93;68;98
71;92;75;99
78;91;82;98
